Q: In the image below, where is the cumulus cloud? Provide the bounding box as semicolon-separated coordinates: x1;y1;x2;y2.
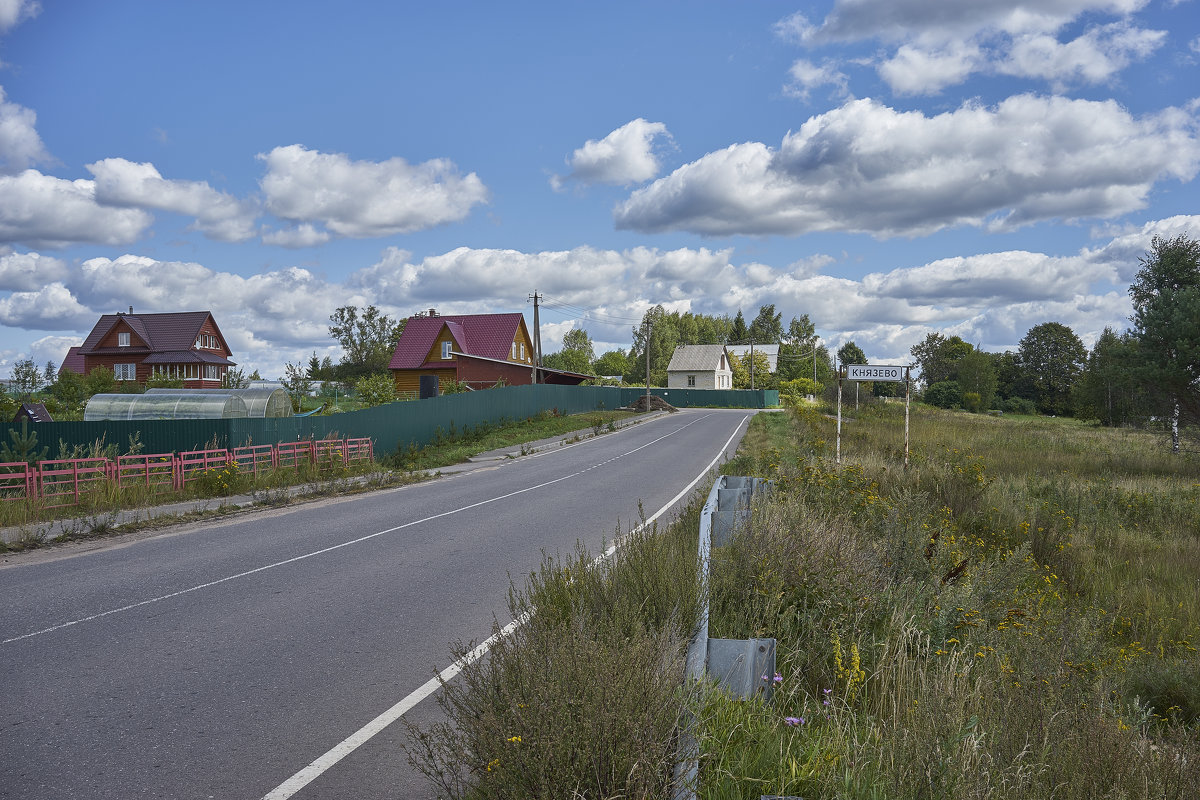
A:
0;87;52;174
0;282;93;330
0;0;39;33
780;1;1161;95
258;144;488;237
261;223;331;248
0;249;68;291
878;42;983;95
783;59;851;102
0;170;153;248
999;22;1166;87
87;158;257;241
551;119;674;189
614;95;1200;237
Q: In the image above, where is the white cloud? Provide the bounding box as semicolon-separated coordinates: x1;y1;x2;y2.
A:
258;144;489;237
551;119;674;189
261;223;331;248
0;249;67;291
0;282;93;330
783;59;851;102
806;0;1148;43
1000;22;1166;87
878;42;983;95
614;95;1200;237
783;1;1160;96
87;158;258;241
0;170;153;248
0;0;39;33
0;87;52;174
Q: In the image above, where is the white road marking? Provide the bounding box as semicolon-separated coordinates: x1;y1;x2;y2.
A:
260;414;749;800
2;412;718;646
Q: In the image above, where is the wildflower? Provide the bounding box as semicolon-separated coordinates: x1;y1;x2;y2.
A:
784;716;804;726
506;735;522;744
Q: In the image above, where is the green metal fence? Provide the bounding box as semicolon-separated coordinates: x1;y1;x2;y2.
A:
4;385;776;459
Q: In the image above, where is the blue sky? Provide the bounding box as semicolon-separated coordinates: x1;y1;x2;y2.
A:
2;0;1199;379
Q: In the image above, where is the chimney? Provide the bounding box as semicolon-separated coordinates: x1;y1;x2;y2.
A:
429;308;437;317
129;306;133;314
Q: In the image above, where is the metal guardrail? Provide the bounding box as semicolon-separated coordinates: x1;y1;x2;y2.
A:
674;474;775;800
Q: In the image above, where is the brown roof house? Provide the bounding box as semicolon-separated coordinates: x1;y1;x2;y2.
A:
389;311;588;396
72;310;236;389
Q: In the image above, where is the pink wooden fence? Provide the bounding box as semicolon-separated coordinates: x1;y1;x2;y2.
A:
0;437;374;509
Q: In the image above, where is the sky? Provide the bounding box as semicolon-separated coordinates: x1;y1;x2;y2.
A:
1;0;1199;379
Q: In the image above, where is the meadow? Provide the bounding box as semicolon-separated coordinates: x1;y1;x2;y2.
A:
702;403;1199;799
404;402;1198;799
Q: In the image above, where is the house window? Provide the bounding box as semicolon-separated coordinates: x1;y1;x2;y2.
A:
512;342;518;360
520;343;526;360
442;341;453;359
118;332;130;347
195;334;218;349
687;375;696;387
114;363;136;381
204;365;219;380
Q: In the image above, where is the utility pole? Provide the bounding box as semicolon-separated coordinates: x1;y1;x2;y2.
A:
644;318;652;406
529;291;542;384
750;336;755;391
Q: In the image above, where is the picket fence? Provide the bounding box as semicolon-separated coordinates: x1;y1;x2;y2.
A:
0;437;374;510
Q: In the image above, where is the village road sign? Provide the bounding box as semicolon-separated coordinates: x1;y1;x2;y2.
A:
845;364;906;382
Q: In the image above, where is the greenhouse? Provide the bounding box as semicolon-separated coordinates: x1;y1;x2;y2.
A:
84;392;249;420
144;386;291;418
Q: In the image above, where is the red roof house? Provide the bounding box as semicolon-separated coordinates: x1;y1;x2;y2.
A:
73;310;236;389
389;312;588;395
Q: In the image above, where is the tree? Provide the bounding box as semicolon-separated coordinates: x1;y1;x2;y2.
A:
1129;234;1200;452
1073;328;1144;427
1018;322;1087;417
146;372;185;389
84;366;117;396
354;372;396;407
730;351;774;389
43;361;56;384
837;341;866;366
0;421;48;467
747;304;784;344
728;311;749;345
11;358;42;400
282;361;312;412
910;333;973;388
221;367;250;389
544;328;595;375
594;349;629;378
955;350;997;411
328;305;405;379
49;369;88;414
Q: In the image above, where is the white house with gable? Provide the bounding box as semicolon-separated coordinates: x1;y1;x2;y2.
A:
666;344;734;389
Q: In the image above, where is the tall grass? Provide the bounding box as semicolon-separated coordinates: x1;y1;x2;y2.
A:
699;403;1199;799
404;507;703;799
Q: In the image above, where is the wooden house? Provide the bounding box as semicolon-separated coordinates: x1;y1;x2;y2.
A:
71;310;236;389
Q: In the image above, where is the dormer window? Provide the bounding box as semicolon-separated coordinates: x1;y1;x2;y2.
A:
195;334;218;350
118;332;130;347
442;341;453;359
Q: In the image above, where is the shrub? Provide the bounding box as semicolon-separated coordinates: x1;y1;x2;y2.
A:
923;380;962;408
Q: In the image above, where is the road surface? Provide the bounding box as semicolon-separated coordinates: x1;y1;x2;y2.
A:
0;409;752;799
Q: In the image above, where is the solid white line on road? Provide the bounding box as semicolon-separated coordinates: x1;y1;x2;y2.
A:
260;414;749;800
2;412;717;646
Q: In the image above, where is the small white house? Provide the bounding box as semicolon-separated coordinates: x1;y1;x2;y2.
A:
666;344;734;389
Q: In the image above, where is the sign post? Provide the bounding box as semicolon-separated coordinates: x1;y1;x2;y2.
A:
841;364;912;468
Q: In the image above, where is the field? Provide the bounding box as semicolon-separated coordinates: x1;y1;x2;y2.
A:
702;403;1199;799
405;402;1199;799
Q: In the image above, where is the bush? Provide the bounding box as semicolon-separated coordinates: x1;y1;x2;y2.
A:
923;380;962;408
780;377;823;397
1003;396;1037;415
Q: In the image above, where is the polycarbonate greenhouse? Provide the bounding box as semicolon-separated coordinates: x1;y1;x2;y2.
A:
144;387;291;418
84;392;249;420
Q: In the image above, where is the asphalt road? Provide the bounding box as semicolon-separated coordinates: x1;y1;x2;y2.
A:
0;409;752;799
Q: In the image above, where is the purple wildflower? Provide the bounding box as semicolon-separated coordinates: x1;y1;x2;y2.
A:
784;716;804;726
